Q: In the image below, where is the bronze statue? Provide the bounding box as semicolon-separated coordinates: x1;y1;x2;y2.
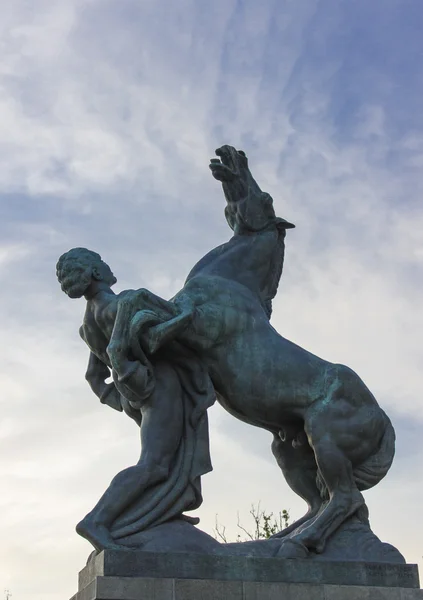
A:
57;146;397;561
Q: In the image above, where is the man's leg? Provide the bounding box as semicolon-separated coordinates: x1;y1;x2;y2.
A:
76;362;184;552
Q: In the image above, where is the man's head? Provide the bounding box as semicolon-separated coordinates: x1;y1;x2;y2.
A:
56;247;117;298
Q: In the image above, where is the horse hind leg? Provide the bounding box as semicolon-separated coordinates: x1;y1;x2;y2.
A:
288;416;365;555
270;431;325;540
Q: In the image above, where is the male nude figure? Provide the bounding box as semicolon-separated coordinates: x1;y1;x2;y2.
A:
56;248;196;552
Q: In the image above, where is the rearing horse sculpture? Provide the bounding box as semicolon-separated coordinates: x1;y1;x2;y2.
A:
105;145;395;558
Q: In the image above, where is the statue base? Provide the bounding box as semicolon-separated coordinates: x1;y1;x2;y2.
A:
71;550;421;600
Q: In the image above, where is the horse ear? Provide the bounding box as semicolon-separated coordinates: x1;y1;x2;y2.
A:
237;150;246;157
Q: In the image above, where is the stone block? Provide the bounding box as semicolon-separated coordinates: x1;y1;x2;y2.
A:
401;591;423;600
78;551;420;591
70;580;96;600
324;585;423;599
174;578;243;600
71;577;423;600
96;577;174;600
243;581;325;600
324;584;402;599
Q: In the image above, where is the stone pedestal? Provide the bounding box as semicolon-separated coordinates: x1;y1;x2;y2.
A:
71;550;422;600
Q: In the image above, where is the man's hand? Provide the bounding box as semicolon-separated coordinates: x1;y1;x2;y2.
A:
100;383;123;412
85;352;123;412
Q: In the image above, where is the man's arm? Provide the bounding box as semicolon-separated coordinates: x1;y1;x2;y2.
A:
85;352;123;412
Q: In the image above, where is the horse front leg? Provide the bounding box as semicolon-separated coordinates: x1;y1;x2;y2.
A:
136;294;195;354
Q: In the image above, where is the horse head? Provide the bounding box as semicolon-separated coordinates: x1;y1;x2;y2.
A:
209;145;263;207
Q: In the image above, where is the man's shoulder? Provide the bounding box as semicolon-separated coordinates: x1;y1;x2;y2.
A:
116;288;137;301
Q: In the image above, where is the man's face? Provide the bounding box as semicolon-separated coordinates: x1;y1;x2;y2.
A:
59;262;94;299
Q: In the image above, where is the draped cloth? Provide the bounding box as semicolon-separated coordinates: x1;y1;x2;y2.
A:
109;341;216;542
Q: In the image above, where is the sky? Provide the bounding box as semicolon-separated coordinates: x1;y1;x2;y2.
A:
1;1;423;598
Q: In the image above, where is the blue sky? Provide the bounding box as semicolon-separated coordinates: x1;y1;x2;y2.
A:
1;1;423;598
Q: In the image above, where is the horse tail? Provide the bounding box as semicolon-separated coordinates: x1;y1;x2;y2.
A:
353;414;396;491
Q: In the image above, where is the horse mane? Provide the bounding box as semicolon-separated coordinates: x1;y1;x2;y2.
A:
263;226;286;319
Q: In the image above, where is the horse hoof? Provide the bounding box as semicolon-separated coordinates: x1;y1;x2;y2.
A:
277;539;309;559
